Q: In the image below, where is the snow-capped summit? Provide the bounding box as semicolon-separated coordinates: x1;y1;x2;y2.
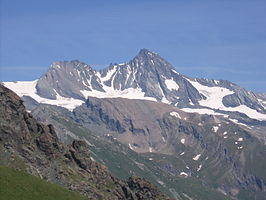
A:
3;49;266;121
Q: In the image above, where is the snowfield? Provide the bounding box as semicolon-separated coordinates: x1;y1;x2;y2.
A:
4;81;84;111
4;75;266;121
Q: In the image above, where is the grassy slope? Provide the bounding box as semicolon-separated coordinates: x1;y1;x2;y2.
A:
0;166;88;200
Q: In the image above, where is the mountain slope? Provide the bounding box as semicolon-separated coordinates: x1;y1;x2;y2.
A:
0;84;170;200
28;103;231;200
27;95;266;200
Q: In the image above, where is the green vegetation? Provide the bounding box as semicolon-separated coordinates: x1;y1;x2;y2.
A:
0;166;87;200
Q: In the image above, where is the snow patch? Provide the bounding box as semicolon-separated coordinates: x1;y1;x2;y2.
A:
81;87;157;102
188;79;234;109
161;97;171;104
170;111;181;119
230;119;239;124
229;119;249;127
193;154;201;161
188;98;194;106
182;193;193;200
224;105;266;121
214;80;220;85
197;164;202;171
171;69;179;74
128;143;134;150
180;172;188;177
188;79;266;121
101;65;117;82
212;126;219;133
157;180;165;185
181;108;228;117
165;78;179;91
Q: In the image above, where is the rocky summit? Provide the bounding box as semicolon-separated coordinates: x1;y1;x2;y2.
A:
2;49;266;200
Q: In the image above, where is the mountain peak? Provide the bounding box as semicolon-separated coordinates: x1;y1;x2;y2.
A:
51;59;84;67
136;48;157;59
139;48;155;54
130;48;174;72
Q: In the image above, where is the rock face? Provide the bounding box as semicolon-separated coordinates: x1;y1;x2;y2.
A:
72;96;192;153
0;84;170;200
36;60;103;100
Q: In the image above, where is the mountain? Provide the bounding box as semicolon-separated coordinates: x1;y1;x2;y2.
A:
3;49;266;199
4;49;266;121
4;49;266;148
25;102;233;200
28;94;266;199
0;84;170;200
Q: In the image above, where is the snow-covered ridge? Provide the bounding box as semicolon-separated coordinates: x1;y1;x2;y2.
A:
188;79;234;109
187;79;266;121
4;79;157;111
4;76;266;121
4;81;83;111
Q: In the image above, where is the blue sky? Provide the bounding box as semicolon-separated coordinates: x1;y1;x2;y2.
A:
1;0;266;93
